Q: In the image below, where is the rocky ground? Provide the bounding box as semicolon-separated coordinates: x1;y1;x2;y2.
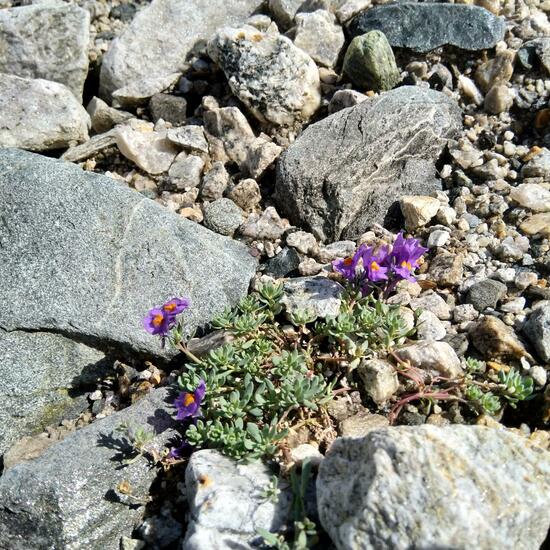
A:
1;0;550;548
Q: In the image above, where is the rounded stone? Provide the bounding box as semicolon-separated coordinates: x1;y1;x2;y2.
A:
343;30;400;91
203;198;244;236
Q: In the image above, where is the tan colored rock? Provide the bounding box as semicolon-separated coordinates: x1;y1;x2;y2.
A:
484;84;514;114
520;212;550;237
400;195;440;230
510;183;550;212
475;50;514;92
339;410;389;438
357;358;399;404
395;341;463;378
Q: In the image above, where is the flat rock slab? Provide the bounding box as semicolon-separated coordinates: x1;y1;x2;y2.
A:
0;330;112;456
183;449;291;549
0;4;89;100
317;425;550;550
99;0;263;100
0;388;177;550
0;74;90;151
0;149;256;358
275;86;461;241
349;3;506;53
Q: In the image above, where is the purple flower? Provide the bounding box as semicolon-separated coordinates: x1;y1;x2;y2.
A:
162;297;191;316
332;249;362;280
168;440;192;460
388;232;428;282
142;307;175;337
174;380;206;420
361;245;390;282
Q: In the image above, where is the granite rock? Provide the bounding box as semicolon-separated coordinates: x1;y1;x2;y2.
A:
317;425;550;550
0;4;89;99
0;388;177;550
100;0;263;100
0;149;256;359
275;86;461;241
523;303;550;363
0;74;90;151
208;25;321;126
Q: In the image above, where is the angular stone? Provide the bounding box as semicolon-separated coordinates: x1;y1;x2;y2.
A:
166;125;209;155
0;4;89;99
282;277;344;319
343;30;400;91
183;449;291;549
115;119;179;175
149;93;187;125
276;86;461;241
0;74;90;151
510;184;550;212
0;388;177;549
293;10;345;68
112;73;181;109
87;97;133;134
246;135;283;179
201;162;229;201
100;0;262;100
521;147;550;179
339;410;389;438
0;330;111;455
0;149;256;359
466;278;507;311
61;130;118;163
428;251;464;287
475;50;514;93
470;316;531;361
349;3;506;53
317;425;550;550
400;195;440;230
168;153;205;189
395;340;462;378
357;358;399;404
328;89;368;114
240;206;289;240
484;84;514;115
265;247;301;277
208;25;321;126
518;37;550;74
520;213;550;238
523;303;550;363
415;310;447;341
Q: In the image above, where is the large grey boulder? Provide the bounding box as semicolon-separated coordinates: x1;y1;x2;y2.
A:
275;86;461;241
317;425;550;550
349;3;506;53
183;449;291;549
0;4;89;100
0;149;256;359
0;330;112;456
99;0;263;101
0;74;90;151
0;388;177;550
208;25;321;126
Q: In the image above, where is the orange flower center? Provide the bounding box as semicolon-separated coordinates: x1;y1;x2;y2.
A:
183;393;195;406
152;313;164;327
401;261;412;270
343;257;353;266
371;261;380;271
164;302;176;312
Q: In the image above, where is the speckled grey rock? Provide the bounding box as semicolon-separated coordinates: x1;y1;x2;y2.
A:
182;449;292;549
0;74;90;151
466;278;507;311
0;388;177;550
395;340;463;378
207;25;321;126
343;30;400;91
265;247;301;277
100;0;263;100
282;276;344;320
357;358;399;404
203;198;245;236
523;303;550;363
0;149;256;359
275;86;461;241
0;4;90;99
348;4;506;53
0;330;112;456
317;425;550;550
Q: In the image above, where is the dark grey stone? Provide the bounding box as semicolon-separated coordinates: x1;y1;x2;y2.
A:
466;279;507;311
0;329;112;456
264;247;301;277
348;4;506;53
275;86;461;241
0;388;177;550
149;93;187;126
0;149;256;359
523;303;550;363
518;38;550;73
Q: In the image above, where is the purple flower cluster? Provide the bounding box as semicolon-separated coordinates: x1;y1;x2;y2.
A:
174;380;206;420
142;297;190;340
333;233;428;293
